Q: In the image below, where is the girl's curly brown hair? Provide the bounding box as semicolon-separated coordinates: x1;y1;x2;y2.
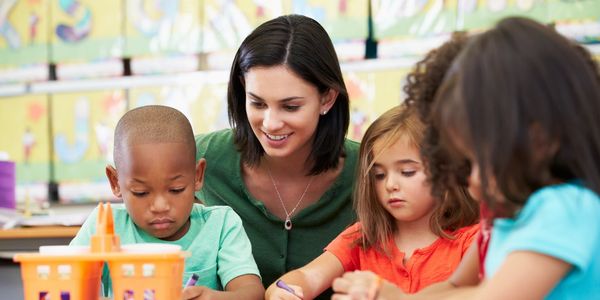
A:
404;32;474;203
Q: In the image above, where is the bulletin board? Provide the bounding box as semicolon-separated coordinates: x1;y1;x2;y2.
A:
0;0;49;68
50;0;124;63
50;90;126;202
288;0;368;42
456;0;548;32
125;0;202;57
372;0;457;40
202;0;286;53
343;68;410;141
0;94;50;184
128;81;230;135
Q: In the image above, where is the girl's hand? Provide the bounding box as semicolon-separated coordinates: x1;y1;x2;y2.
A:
266;283;304;300
331;271;381;300
332;271;404;300
182;285;218;300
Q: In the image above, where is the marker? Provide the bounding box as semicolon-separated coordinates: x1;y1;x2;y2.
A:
276;279;300;298
186;273;199;287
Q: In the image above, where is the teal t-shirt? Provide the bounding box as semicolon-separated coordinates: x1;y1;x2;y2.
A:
195;129;359;292
70;203;260;297
485;182;600;299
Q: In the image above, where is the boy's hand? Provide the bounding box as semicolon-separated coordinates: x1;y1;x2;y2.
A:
266;283;304;300
182;285;218;300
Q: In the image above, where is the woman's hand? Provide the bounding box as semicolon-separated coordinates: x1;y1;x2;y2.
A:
265;283;304;300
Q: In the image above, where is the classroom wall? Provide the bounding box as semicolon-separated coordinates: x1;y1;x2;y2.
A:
0;0;598;205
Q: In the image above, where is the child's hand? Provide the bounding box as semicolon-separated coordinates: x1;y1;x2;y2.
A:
331;271;383;300
266;283;304;300
182;285;218;300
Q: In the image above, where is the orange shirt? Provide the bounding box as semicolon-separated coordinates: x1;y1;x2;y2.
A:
325;222;479;293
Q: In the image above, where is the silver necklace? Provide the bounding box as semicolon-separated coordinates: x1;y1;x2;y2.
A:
266;166;314;230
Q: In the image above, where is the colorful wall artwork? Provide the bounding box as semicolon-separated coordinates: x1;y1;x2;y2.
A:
50;0;124;63
125;0;202;57
128;81;230;135
50;90;126;202
343;68;410;141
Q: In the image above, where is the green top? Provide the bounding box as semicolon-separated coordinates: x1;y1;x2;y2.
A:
195;129;359;289
70;203;260;297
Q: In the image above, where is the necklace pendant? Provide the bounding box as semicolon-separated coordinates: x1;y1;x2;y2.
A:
284;216;292;230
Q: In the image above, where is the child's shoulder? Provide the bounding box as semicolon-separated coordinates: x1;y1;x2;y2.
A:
527;182;600;213
452;223;480;239
192;204;239;222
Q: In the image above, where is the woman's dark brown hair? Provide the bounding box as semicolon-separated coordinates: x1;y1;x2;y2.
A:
227;14;350;175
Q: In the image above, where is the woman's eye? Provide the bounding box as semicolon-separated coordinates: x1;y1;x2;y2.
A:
250;101;266;109
374;173;385;180
401;170;416;177
284;105;300;112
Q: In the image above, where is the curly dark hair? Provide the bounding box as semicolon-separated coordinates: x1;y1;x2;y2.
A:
404;32;473;200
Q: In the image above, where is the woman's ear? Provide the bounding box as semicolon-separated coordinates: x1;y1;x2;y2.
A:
105;165;121;198
320;89;339;115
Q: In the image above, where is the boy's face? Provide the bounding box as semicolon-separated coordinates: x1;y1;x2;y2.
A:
106;142;205;241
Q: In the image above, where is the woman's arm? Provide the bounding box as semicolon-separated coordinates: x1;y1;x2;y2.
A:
182;274;264;300
265;251;345;300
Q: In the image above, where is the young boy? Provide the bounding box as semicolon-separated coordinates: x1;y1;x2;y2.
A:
70;105;264;299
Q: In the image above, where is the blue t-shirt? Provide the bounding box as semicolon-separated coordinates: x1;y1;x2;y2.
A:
485;182;600;299
70;203;260;296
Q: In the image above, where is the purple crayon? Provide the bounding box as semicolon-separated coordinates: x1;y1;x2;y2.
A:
276;279;302;298
185;273;199;287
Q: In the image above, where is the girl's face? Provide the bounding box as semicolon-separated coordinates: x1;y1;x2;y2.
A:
372;136;436;225
244;65;335;160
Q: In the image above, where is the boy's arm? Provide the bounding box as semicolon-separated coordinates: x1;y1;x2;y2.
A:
265;251;345;300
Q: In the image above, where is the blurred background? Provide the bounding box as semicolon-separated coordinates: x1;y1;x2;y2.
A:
0;0;599;207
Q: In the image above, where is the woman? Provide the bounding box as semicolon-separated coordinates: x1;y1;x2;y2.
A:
195;14;359;298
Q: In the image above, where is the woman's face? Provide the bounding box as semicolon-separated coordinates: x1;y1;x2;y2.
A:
244;65;335;160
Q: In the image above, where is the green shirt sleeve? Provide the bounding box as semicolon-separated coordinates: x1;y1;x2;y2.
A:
217;208;262;286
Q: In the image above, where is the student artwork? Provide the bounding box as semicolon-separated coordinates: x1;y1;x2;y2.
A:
0;95;50;184
343;68;409;140
50;91;125;202
289;0;367;60
54;97;90;164
55;0;92;43
549;0;600;44
51;0;123;63
372;0;456;39
202;0;284;53
0;0;48;80
125;0;201;57
456;0;548;31
129;79;229;135
0;0;20;49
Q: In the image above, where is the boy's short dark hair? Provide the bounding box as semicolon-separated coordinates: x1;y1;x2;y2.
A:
113;105;195;169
